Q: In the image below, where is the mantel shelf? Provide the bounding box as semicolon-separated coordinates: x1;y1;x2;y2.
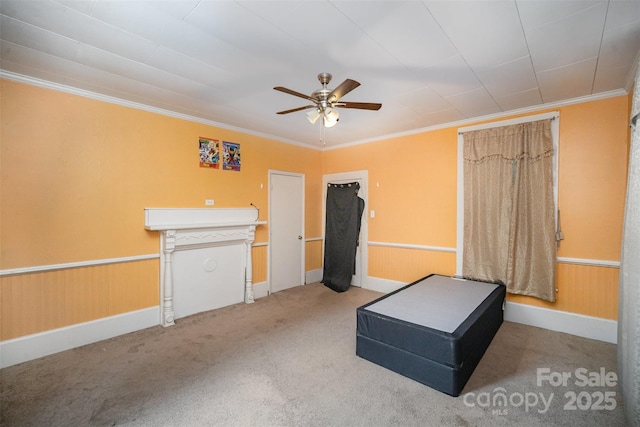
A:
145;220;266;231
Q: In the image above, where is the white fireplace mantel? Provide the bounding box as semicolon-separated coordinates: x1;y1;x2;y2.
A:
145;208;266;327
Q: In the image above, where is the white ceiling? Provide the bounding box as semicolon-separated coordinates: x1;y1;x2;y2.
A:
1;0;639;148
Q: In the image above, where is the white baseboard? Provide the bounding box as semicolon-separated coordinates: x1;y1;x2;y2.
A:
252;281;269;299
504;301;617;344
306;269;322;284
252;271;321;298
1;278;616;369
253;271;320;298
0;306;160;369
365;276;618;344
363;276;406;294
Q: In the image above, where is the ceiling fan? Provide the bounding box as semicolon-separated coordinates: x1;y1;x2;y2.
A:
274;73;382;128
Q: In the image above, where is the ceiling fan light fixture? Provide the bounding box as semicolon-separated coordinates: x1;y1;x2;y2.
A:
275;73;380;130
323;107;339;128
306;109;321;124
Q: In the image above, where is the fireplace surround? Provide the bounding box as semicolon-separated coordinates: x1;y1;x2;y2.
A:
145;208;266;326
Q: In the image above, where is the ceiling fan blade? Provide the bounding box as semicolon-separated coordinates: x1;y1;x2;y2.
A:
276;105;316;115
274;86;316;102
337;102;382;111
328;79;360;103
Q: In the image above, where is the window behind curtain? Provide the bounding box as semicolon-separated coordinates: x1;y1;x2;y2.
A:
460;118;557;302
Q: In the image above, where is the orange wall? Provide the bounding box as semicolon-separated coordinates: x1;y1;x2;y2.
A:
1;79;322;268
0;78;630;341
323;129;458;247
0;79;322;339
323;95;630;320
557;98;628;260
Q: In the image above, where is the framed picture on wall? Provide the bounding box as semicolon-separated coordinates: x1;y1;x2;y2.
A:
223;141;241;171
199;137;220;168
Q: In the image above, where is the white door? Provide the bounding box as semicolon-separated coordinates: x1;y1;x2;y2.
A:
269;171;305;293
322;171;368;288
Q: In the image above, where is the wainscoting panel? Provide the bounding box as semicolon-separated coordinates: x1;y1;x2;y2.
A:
251;245;268;284
507;262;619;320
0;259;159;341
367;245;618;320
368;245;456;282
305;239;323;272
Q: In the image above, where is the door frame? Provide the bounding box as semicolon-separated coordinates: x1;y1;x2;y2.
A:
322;170;368;288
268;169;305;294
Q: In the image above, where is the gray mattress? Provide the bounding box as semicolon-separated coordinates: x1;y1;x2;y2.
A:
356;274;505;396
364;275;499;333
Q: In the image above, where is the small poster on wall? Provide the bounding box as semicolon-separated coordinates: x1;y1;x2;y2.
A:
199;137;220;168
223;141;241;171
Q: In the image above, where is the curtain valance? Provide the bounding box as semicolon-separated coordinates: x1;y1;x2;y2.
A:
463;119;553;163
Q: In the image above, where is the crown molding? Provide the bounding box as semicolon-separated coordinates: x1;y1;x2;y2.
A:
323;88;628;151
0;70;321;151
1;70;628;153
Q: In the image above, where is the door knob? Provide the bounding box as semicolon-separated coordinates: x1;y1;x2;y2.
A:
298;235;303;240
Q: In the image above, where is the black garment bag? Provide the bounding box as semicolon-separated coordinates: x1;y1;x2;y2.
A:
322;182;365;292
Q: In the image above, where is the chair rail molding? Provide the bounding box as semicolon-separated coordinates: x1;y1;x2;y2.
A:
145;208;266;327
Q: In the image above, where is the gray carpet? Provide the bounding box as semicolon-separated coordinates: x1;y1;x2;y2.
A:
0;283;626;426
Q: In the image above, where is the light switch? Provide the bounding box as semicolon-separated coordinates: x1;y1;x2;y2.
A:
370;210;375;218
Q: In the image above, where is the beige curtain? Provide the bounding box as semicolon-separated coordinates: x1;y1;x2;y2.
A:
463;119;556;302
